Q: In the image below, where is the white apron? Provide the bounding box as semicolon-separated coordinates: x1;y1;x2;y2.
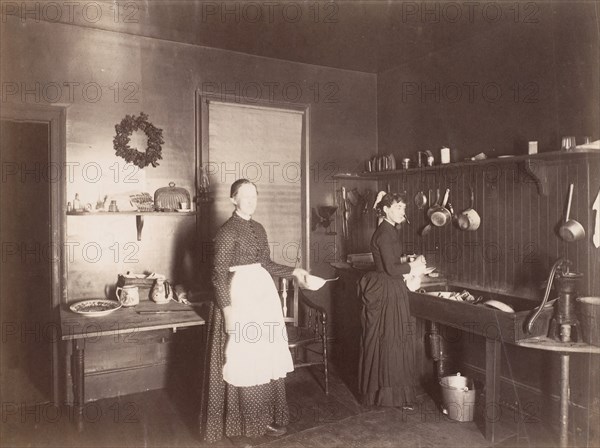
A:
222;264;294;387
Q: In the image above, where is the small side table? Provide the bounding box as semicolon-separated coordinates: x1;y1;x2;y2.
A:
516;337;600;448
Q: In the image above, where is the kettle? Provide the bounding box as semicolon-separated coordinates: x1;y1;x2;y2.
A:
151;276;172;304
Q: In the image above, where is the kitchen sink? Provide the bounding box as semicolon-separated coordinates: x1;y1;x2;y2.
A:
408;284;554;342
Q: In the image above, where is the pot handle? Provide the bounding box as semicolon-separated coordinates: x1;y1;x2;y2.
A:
469;186;475;209
565;183;574;223
441;188;450;207
447;202;455;216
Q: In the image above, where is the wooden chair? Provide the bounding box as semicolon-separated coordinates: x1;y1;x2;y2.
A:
273;275;329;395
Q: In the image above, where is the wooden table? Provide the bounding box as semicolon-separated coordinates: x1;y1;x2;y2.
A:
60;300;205;431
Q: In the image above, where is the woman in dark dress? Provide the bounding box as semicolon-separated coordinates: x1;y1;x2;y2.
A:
200;179;309;444
358;192;426;408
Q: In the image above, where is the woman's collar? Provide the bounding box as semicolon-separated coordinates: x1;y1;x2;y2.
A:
383;217;397;227
234;210;252;221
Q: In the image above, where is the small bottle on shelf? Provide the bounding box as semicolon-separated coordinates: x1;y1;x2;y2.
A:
67;202;72;213
73;193;81;210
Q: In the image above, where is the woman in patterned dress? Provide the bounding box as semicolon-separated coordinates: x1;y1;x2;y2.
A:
200;179;309;444
358;192;427;408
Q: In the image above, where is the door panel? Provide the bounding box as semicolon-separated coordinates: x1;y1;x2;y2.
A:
1;120;53;404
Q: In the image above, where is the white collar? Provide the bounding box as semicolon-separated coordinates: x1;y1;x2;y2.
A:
235;210;252;221
384;218;397;227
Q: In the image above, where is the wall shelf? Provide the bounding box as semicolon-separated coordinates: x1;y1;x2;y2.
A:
66;211;197;240
334;150;600;181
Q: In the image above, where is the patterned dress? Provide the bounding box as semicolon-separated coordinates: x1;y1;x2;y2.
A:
200;212;295;443
358;220;418;407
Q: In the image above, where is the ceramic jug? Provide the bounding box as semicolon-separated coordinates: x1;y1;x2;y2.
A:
116;285;139;307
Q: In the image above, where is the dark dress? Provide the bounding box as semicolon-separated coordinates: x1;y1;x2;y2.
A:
200;212;295;443
358;220;418;407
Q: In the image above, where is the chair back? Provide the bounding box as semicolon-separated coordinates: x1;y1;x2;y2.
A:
273;275;299;327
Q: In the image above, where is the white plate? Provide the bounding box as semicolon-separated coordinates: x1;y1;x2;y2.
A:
176;209;192;213
70;299;122;317
426;291;457;300
483;299;514;313
303;275;338;291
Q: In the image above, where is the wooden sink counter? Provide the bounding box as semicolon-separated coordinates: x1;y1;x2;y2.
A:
408;284;554;343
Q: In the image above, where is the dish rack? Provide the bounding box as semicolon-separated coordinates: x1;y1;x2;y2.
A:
129;192;155;212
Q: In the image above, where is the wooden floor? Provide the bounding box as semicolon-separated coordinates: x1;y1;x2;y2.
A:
1;366;563;448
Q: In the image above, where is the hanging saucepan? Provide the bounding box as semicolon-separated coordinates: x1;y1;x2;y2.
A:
414;190;428;209
559;183;585;242
457;186;481;231
420;190;435;236
427;189;440;220
430;188;451;227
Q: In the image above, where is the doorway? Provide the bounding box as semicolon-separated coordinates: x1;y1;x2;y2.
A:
0;104;65;406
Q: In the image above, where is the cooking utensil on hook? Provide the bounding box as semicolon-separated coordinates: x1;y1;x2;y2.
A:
593;188;600;248
457;186;481;231
347;188;360;206
419;189;434;236
430;188;452;227
362;189;373;214
414;190;427;209
427;189;440;220
341;187;350;239
559;183;585;242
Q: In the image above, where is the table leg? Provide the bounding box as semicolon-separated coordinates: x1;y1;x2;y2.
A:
559;353;570;448
485;338;501;442
71;339;85;432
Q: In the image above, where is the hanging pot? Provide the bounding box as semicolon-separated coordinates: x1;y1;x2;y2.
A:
457;186;481;231
430;188;451;227
420;190;434;237
414;190;428;209
559;183;585;242
427;189;440;220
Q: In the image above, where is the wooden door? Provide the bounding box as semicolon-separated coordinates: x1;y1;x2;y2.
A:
0;120;53;404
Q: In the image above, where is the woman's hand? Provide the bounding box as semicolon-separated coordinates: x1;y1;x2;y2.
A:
292;268;310;288
408;256;427;276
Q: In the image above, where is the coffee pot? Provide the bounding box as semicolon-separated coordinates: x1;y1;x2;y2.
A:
151;276;172;304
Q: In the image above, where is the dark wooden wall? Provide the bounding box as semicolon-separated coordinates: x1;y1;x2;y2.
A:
379;153;600;298
333;152;600;445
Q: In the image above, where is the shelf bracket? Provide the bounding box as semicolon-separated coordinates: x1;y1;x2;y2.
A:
136;215;144;241
523;159;549;196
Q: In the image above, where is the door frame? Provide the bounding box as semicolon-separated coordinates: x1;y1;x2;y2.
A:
195;92;311;270
1;102;67;404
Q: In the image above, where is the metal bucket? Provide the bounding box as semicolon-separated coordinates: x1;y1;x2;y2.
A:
577;297;600;347
439;373;476;422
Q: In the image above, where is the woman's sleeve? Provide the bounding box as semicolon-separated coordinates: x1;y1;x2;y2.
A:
375;230;411;278
212;226;235;309
257;224;295;277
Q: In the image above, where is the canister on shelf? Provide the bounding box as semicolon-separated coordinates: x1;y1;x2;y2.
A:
440;147;450;164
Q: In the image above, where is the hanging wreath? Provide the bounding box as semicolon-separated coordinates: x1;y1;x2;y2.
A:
113;112;164;168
